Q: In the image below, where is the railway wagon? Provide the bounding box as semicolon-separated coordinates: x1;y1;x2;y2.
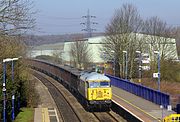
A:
28;59;112;110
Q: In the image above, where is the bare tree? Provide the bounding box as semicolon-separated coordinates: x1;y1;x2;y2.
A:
141;16;179;82
166;26;180;59
0;36;26;59
0;0;35;35
0;0;35;59
103;4;143;78
0;0;36;117
52;49;63;64
70;38;91;69
142;16;178;60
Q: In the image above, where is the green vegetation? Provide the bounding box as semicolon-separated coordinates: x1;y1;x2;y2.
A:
0;35;40;121
133;60;180;96
139;59;180;83
15;108;34;122
160;60;180;83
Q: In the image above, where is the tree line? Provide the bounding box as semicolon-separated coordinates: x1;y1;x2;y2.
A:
0;0;36;121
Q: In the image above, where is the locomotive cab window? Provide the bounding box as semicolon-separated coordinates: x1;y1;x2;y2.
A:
100;81;110;87
88;81;110;88
89;82;99;88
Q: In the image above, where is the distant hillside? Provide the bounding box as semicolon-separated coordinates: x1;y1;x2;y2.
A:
24;33;104;46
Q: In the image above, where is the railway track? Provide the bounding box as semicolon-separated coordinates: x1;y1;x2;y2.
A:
93;112;121;122
31;70;127;122
33;72;81;122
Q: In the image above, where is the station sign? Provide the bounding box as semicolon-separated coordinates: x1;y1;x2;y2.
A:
153;73;159;78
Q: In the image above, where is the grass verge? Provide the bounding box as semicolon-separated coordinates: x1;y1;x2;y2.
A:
15;108;34;122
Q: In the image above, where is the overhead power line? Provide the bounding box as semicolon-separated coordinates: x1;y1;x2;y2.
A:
37;14;81;20
80;9;98;37
37;22;80;27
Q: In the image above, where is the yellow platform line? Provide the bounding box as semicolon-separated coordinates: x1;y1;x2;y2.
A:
113;94;161;122
42;108;50;122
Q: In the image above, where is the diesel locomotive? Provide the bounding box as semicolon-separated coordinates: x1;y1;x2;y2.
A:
29;59;112;110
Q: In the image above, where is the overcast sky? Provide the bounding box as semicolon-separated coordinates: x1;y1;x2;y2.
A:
31;0;180;35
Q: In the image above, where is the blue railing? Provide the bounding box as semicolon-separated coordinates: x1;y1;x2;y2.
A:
107;75;170;107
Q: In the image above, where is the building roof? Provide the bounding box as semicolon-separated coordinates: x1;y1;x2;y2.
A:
29;34;178;61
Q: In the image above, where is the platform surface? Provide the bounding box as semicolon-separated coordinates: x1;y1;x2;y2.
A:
112;86;175;122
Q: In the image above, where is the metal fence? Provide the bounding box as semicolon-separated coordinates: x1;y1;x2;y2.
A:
107;75;170;107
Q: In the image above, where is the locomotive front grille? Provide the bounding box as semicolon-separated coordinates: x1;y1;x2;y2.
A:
89;88;111;100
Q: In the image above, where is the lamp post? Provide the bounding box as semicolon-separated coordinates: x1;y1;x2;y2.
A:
2;58;19;122
111;51;115;76
154;51;161;91
11;58;18;121
102;51;106;74
123;51;127;80
160;105;164;120
2;60;7;122
136;51;142;84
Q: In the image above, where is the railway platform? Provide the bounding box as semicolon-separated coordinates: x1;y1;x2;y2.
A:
112;86;175;122
34;108;59;122
32;74;60;122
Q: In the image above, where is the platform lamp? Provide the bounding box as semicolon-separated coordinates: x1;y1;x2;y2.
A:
102;51;106;74
111;51;115;76
11;58;19;121
135;51;142;84
2;57;19;122
154;51;161;91
122;51;128;80
2;59;7;122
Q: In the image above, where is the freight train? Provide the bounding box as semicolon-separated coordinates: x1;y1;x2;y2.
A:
29;59;112;110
